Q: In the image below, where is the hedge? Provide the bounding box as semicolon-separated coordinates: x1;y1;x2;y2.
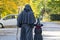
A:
50;14;60;21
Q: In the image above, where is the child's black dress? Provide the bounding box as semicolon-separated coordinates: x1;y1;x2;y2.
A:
34;24;43;40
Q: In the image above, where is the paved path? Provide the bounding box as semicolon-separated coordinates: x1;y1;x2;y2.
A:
0;28;20;40
0;22;60;40
42;22;60;40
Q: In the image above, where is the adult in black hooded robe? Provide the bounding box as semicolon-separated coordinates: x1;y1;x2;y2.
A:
17;4;36;40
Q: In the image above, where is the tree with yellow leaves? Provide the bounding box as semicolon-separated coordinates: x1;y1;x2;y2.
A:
0;0;30;18
0;0;18;17
30;0;44;18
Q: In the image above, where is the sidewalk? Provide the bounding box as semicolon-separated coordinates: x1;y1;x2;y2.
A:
0;28;60;40
0;22;60;40
0;28;20;40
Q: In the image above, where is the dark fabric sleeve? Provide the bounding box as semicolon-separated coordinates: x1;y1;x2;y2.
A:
30;11;36;24
17;13;23;27
28;11;36;28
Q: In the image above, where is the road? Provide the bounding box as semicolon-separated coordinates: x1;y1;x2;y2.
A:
0;22;60;40
42;22;60;40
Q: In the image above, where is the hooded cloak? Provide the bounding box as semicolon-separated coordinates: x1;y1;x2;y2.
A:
17;4;36;27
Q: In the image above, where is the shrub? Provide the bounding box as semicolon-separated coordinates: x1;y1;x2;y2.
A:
50;14;60;21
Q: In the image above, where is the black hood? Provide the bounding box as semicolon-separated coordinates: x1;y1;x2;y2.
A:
24;4;32;12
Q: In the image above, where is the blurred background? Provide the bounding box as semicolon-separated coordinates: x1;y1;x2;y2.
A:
0;0;60;28
0;0;60;40
0;0;60;21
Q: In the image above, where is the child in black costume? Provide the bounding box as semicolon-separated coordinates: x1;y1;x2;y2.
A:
34;18;43;40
